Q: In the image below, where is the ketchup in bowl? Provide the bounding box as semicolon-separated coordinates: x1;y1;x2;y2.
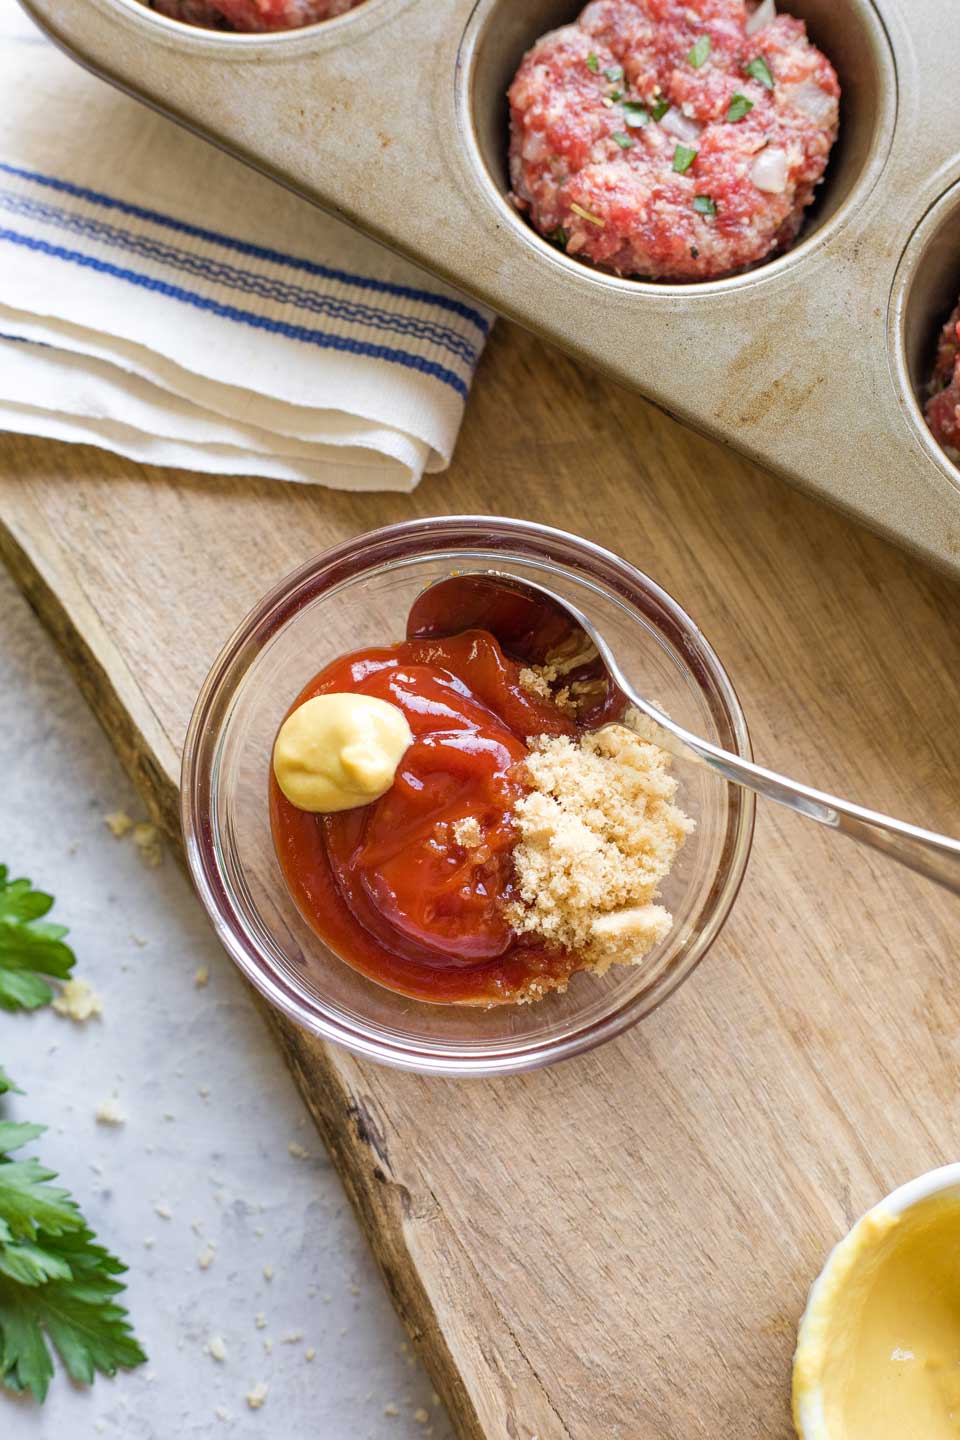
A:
270;631;579;1005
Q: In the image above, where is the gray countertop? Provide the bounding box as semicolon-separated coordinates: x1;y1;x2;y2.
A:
1;566;454;1440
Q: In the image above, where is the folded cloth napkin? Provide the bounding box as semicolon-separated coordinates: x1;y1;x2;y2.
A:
0;2;493;490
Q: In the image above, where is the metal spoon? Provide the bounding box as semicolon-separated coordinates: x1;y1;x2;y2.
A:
407;571;960;896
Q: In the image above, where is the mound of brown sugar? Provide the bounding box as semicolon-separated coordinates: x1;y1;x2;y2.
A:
506;724;693;974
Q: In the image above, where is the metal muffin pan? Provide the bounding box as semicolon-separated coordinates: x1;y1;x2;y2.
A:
21;0;960;575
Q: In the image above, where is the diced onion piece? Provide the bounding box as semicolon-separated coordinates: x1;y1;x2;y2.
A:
522;129;548;163
745;0;776;35
659;108;702;144
783;79;836;122
751;146;788;193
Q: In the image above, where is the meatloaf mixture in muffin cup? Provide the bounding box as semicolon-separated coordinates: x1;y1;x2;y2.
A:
508;0;840;281
925;301;960;460
150;0;364;30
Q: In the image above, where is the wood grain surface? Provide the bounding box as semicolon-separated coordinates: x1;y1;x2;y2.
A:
1;322;958;1440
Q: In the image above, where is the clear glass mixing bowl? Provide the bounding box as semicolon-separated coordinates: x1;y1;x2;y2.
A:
180;516;754;1075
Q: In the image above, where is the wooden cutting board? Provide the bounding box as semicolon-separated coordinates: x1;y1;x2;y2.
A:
1;323;958;1440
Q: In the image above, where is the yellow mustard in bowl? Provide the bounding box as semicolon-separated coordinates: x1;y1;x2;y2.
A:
272;693;412;814
793;1165;960;1440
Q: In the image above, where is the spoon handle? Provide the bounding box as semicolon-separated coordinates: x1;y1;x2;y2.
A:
641;710;960;897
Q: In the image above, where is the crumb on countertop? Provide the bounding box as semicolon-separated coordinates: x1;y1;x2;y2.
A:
94;1096;126;1127
132;821;164;868
246;1381;268;1410
194;966;210;988
104;810;133;838
53;977;102;1022
506;724;693;975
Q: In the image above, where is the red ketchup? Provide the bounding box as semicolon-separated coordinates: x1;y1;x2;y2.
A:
270;631;579;1004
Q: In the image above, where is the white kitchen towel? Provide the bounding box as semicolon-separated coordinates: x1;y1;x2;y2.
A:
0;2;493;490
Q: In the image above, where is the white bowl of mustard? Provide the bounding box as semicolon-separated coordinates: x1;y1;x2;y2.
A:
793;1163;960;1440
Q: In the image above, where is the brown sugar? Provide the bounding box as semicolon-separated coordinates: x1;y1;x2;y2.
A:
452;816;484;849
506;723;693;974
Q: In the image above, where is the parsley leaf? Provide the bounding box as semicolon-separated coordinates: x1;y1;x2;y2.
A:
622;101;649;127
687;35;711;68
549;225;568;248
612;130;634;149
0;1117;146;1401
672;143;698;174
693;194;718;217
746;55;774;89
650;97;670;122
604;63;624;83
0;867;75;1013
586;51;600;73
726;92;754;122
0;1070;18;1098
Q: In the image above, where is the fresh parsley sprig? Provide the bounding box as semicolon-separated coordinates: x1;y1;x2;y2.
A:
0;867;75;1012
0;1099;147;1401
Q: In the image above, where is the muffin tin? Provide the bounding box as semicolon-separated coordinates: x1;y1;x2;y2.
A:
20;0;960;576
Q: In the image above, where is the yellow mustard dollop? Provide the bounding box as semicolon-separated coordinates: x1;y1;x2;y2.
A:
793;1191;960;1440
272;693;412;813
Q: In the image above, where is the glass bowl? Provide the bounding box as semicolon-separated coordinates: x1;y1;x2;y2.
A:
180;517;754;1076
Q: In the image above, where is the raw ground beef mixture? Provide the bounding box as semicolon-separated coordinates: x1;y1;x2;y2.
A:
509;0;840;281
150;0;364;29
925;302;960;458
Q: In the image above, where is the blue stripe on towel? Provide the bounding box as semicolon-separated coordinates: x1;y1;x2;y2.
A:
0;188;479;367
0;161;491;335
0;227;469;399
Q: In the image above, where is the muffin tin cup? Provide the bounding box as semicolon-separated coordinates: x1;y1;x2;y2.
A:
19;0;960;575
457;0;897;298
889;177;960;497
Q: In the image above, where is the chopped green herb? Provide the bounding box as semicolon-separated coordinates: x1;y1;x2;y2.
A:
687;35;711;68
612;131;634;150
672;143;698;174
746;54;774;89
693;194;717;217
604;63;624;83
622;101;649;127
650;97;670;122
726;92;754;122
0;866;75;1013
608;88;623;102
549;226;568;248
586;51;600;73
